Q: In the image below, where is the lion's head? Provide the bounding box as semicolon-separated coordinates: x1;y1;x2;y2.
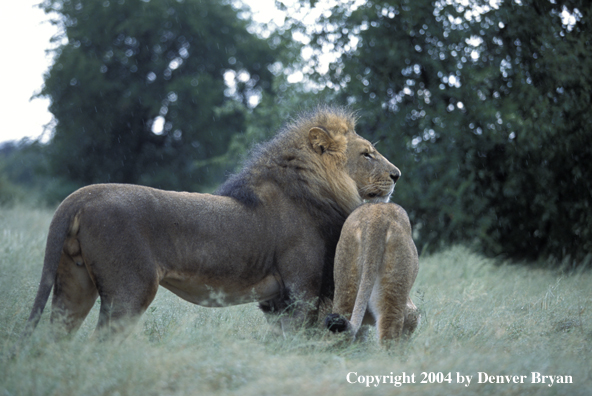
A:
217;106;399;217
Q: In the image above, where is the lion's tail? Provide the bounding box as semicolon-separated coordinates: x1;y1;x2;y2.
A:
21;201;81;340
347;234;385;337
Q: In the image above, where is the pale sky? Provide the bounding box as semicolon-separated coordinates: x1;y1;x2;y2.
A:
0;1;58;144
0;0;286;145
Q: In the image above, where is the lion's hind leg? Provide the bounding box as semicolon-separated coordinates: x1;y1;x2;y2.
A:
50;252;98;336
93;261;160;339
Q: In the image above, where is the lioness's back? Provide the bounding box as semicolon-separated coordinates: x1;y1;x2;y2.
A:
342;202;412;239
337;202;417;288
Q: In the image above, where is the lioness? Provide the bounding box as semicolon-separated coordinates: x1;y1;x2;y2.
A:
326;203;419;346
24;106;400;338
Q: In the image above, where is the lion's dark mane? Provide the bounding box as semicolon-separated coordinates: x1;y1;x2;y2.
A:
216;106;356;222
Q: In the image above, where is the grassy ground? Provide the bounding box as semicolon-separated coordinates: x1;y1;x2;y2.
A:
1;205;590;395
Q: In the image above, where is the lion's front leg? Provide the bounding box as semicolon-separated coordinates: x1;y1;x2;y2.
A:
261;262;324;335
257;230;331;336
278;290;320;336
258;298;288;337
259;288;319;336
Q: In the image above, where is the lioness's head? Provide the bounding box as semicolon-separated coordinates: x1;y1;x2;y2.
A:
308;118;399;205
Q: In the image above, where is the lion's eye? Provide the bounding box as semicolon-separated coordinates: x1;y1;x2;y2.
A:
363;152;374;160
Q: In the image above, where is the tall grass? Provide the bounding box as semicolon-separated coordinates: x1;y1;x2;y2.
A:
1;206;590;395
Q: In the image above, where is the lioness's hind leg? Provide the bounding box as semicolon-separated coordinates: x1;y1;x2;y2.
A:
375;309;405;345
50;253;98;335
373;278;407;344
403;298;420;338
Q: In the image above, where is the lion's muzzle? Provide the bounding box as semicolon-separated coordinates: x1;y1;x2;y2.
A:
390;169;401;184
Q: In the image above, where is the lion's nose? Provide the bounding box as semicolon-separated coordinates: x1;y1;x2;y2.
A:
390;170;401;183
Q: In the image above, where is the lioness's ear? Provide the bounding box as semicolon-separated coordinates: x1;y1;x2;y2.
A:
309;127;332;155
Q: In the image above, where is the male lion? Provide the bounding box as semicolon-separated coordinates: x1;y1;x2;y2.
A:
325;203;420;346
23;106;400;338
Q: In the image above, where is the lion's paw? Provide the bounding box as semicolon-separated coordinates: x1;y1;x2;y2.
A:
325;313;349;333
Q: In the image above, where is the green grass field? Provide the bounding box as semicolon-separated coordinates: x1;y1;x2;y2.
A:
1;206;590;395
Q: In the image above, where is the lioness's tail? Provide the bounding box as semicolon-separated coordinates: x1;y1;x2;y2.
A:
347;235;384;335
21;202;80;339
325;233;385;336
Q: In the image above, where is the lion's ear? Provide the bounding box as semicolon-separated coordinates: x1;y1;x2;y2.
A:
309;127;332;155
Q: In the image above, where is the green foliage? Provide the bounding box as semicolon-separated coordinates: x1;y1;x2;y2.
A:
211;75;340;175
1;207;591;395
290;0;592;265
38;0;277;192
463;0;592;264
0;141;53;206
0;172;24;206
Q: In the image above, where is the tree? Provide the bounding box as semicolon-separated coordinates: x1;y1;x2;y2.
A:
291;0;592;265
461;0;592;263
38;0;276;192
